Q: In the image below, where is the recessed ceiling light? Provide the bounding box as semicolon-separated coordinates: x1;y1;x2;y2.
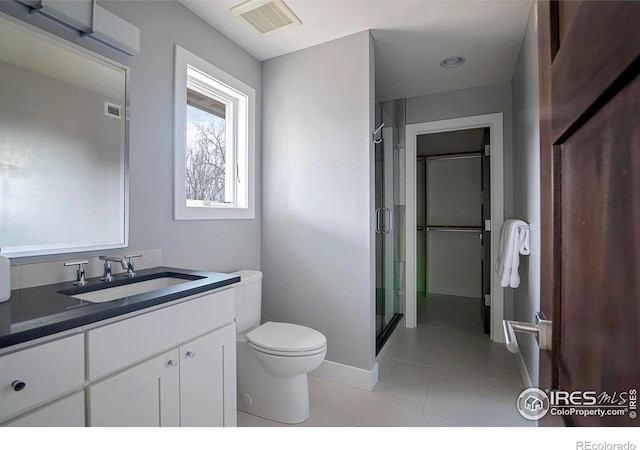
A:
440;56;466;68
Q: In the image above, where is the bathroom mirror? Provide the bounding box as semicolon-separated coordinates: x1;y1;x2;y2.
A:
0;14;128;257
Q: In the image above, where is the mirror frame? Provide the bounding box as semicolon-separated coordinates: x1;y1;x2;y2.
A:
0;12;129;258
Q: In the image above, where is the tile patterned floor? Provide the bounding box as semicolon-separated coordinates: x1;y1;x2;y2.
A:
238;293;533;427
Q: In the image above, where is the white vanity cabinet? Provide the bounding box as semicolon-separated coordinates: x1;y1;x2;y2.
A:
1;286;237;427
85;287;236;427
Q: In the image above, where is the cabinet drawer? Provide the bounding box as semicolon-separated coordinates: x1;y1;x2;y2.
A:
86;288;234;380
0;334;84;423
4;391;85;427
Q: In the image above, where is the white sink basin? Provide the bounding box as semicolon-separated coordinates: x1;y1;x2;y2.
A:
71;277;191;303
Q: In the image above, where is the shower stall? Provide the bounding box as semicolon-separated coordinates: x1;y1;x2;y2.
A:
374;99;406;353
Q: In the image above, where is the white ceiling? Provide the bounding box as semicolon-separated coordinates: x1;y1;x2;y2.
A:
179;0;533;101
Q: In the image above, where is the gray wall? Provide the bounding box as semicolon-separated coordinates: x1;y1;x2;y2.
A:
406;81;514;317
2;0;261;273
511;2;540;387
262;31;376;371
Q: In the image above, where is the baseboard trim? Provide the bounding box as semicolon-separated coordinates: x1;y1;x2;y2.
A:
427;286;481;299
515;350;534;389
310;359;379;392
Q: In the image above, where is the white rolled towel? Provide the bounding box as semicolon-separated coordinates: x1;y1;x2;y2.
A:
495;219;530;288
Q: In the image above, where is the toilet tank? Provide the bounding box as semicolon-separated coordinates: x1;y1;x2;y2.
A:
231;270;263;333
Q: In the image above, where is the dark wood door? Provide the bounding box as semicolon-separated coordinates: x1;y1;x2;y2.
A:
538;1;640;426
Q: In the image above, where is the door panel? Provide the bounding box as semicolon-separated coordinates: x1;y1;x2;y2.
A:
375;136;392;335
180;324;236;427
88;349;180;427
382;126;395;327
538;0;640;427
537;1;556;399
558;75;640;426
375;102;402;351
557;1;580;44
551;1;640;141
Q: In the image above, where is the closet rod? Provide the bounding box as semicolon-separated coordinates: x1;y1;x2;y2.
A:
417;151;482;161
426;153;482;162
426;226;482;232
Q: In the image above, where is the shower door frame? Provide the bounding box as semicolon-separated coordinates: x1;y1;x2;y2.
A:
405;113;506;342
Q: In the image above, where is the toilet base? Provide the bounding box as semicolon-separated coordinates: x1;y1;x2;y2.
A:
237;341;311;424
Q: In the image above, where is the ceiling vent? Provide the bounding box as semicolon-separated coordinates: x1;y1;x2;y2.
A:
230;0;302;37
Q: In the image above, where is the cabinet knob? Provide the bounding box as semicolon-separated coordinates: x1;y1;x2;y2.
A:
168;360;178;367
186;351;196;358
11;380;26;392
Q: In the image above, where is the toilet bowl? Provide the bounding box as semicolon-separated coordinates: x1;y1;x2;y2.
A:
232;271;327;424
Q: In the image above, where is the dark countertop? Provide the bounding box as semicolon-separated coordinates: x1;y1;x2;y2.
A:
0;266;240;350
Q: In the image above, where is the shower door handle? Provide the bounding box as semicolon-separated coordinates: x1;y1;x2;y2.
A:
375;208;382;233
382;208;393;234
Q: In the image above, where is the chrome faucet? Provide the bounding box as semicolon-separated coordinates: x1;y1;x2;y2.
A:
123;254;142;278
99;256;128;282
64;260;88;286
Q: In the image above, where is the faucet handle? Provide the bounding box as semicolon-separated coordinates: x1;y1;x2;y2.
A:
124;254;142;277
64;261;89;286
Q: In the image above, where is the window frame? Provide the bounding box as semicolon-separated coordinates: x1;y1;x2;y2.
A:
186;77;236;206
173;44;255;220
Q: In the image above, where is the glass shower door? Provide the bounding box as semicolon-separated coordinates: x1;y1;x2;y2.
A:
375;102;403;352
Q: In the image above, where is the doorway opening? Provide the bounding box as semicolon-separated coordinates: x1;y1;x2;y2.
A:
416;128;491;333
405;113;505;342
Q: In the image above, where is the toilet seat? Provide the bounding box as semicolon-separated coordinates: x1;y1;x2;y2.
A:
246;322;326;357
248;342;326;357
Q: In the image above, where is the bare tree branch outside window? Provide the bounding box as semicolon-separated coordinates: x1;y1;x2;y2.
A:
185;116;226;203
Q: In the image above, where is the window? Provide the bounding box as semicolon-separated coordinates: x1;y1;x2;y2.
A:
174;45;255;219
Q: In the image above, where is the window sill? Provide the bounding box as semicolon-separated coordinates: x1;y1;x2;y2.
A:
174;204;255;220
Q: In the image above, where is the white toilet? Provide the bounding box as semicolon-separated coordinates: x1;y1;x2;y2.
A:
232;270;327;424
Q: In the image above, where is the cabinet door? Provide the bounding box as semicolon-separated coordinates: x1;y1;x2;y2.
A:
5;392;85;427
88;349;180;427
179;323;236;427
